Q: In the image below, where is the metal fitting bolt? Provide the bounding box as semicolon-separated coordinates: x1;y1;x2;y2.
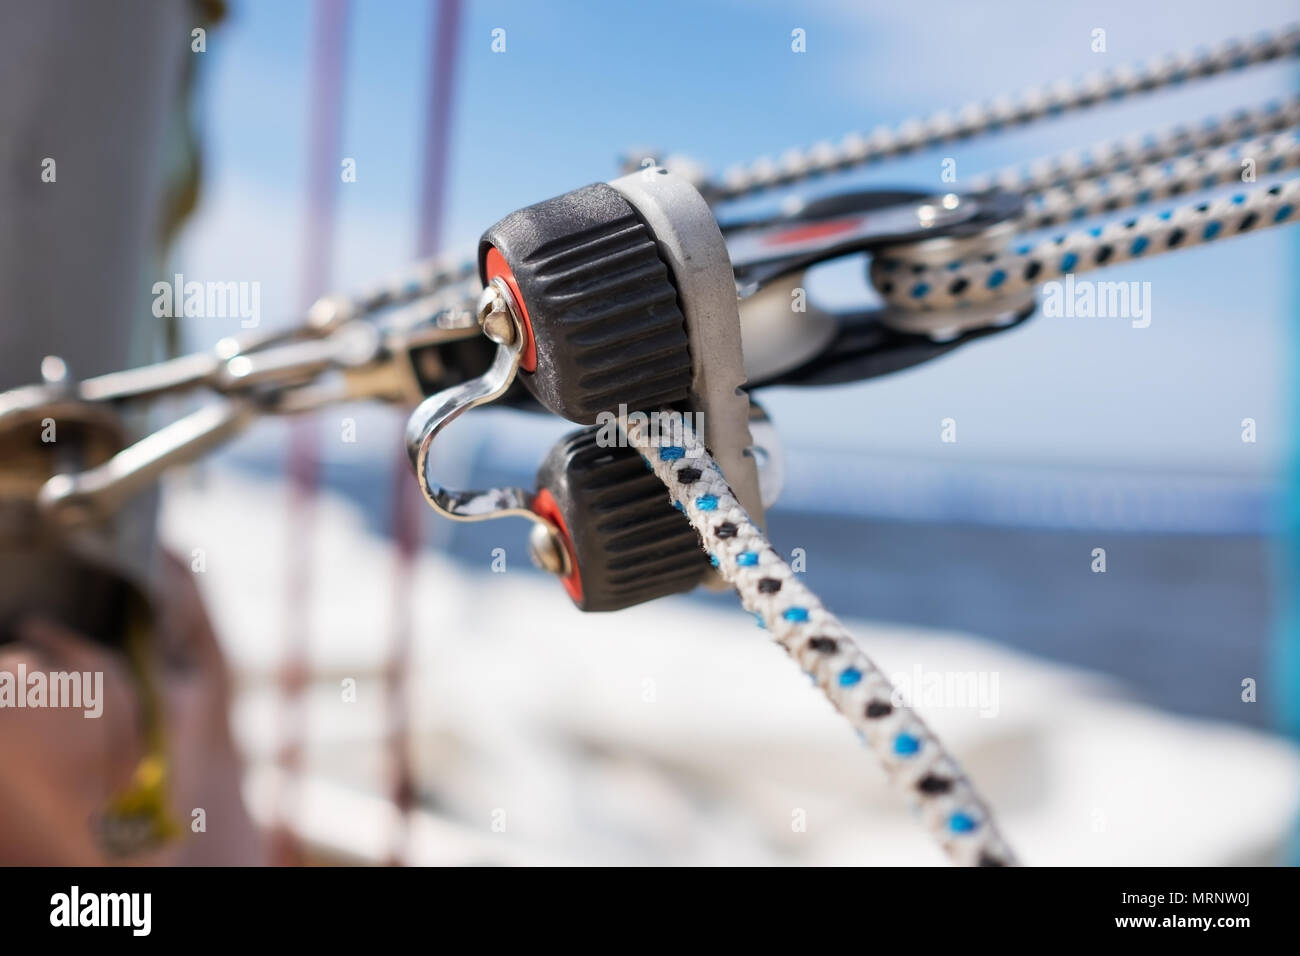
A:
477;282;517;346
528;522;568;576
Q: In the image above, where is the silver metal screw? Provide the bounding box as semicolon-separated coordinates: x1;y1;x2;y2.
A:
528;523;568;576
477;282;517;346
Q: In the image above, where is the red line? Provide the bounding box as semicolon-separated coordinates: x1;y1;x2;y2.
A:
416;0;464;260
272;0;350;868
384;0;463;868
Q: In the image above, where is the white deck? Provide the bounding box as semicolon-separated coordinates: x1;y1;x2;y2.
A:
161;467;1300;865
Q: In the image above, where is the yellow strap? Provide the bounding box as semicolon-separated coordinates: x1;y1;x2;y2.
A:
96;613;181;857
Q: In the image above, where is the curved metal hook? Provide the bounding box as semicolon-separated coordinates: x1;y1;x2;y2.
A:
404;338;533;521
403;301;569;576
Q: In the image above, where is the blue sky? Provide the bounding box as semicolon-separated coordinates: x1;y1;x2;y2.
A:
178;0;1299;495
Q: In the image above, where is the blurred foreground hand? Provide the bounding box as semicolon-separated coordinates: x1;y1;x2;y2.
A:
0;551;265;865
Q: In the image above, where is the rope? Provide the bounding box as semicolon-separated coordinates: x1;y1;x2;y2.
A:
871;176;1300;311
700;23;1300;202
621;410;1019;867
968;96;1300;196
350;256;475;317
1016;129;1300;231
374;47;1300;327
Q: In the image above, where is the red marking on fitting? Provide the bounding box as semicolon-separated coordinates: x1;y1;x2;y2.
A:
531;488;583;606
761;215;864;247
484;246;537;373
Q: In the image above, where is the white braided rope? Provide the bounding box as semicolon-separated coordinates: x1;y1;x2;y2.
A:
350;256;477;316
968;96;1300;196
1019;129;1300;230
621;411;1018;867
871;176;1300;311
699;24;1300;202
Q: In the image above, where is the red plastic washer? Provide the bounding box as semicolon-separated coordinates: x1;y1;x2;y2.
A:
483;246;538;373
531;488;583;606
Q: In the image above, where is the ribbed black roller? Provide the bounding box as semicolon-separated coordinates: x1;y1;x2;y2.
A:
479;182;692;424
535;425;709;612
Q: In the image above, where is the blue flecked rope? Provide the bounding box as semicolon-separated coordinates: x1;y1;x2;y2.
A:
872;177;1300;312
622;411;1019;866
1014;129;1300;231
